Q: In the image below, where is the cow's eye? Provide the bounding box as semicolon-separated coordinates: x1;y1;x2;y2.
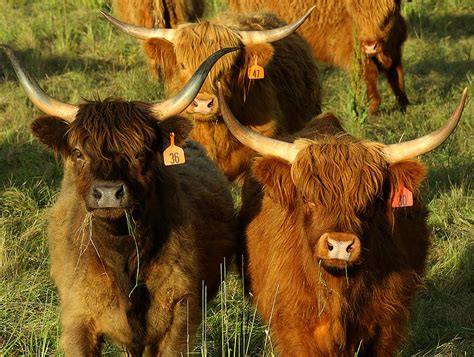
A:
73;149;84;161
180;63;186;70
135;153;146;162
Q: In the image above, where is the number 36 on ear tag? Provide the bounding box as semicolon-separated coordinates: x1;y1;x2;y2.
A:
163;132;186;166
248;55;264;80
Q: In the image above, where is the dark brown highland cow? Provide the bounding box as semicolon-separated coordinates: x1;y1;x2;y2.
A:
1;44;237;356
230;0;409;114
102;9;321;182
218;83;468;356
112;0;205;76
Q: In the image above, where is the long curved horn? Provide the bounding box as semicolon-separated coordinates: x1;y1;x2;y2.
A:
0;44;78;122
101;11;178;43
237;6;316;45
383;88;468;163
217;82;300;162
151;47;239;119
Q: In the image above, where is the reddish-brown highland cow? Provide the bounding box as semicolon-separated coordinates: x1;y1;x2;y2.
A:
230;0;409;114
112;0;205;76
102;9;321;182
218;83;468;356
1;44;238;356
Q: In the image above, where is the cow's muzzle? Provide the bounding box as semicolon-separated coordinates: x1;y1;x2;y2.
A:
315;232;361;269
87;180;130;209
187;92;219;118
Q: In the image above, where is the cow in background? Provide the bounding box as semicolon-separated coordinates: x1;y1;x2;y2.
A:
1;44;237;356
218;82;467;356
112;0;205;76
102;9;321;183
230;0;409;114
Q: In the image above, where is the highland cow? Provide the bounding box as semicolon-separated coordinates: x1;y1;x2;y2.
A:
102;9;321;182
218;83;467;356
230;0;409;114
1;44;237;356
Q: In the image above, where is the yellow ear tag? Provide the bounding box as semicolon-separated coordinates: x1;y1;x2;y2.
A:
163;132;186;166
247;55;264;80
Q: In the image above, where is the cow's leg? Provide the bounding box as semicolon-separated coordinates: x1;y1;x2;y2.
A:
372;333;401;357
385;63;409;112
150;298;200;356
60;318;102;357
364;59;382;114
269;322;322;357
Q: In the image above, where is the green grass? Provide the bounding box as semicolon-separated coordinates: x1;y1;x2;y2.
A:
1;0;473;355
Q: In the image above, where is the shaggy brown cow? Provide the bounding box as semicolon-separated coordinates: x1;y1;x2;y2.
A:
112;0;205;76
230;0;409;114
102;9;321;182
1;44;238;356
218;83;467;356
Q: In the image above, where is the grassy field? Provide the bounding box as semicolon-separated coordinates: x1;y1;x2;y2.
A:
0;0;473;355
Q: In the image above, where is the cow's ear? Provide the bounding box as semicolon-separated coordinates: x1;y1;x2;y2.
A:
243;43;275;68
252;156;297;208
158;116;194;147
144;39;177;81
388;160;427;201
30;116;71;156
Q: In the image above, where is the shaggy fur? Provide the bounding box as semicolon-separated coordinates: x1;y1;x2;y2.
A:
31;99;236;356
112;0;205;75
230;0;409;113
144;11;321;182
239;113;430;356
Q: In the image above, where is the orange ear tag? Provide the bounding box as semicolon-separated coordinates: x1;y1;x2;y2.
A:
247;55;264;80
391;184;413;208
163;133;186;166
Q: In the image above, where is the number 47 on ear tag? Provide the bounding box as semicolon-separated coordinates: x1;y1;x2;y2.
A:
248;55;264;80
163;133;186;166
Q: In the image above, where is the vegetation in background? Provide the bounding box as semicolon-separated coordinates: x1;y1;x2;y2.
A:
346;25;369;137
1;0;473;355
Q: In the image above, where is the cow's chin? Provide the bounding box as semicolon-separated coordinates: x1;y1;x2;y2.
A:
87;207;130;220
318;258;359;274
189;112;220;122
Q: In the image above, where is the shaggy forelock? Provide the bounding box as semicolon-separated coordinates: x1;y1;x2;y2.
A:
174;22;241;88
68;99;157;162
291;136;386;231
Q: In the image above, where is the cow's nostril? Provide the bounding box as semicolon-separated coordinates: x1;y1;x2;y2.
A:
115;186;124;200
346;241;354;253
207;98;214;108
93;188;102;200
327;241;333;251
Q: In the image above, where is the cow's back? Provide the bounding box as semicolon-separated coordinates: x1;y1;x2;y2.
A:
229;0;354;69
113;0;204;28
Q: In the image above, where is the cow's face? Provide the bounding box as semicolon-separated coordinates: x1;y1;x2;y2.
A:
252;137;427;273
31;100;191;219
144;22;275;122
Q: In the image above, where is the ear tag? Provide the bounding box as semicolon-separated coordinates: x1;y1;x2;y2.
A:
163;133;185;166
391;184;413;208
248;55;264;80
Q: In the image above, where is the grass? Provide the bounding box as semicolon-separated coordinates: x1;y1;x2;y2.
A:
1;0;473;355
